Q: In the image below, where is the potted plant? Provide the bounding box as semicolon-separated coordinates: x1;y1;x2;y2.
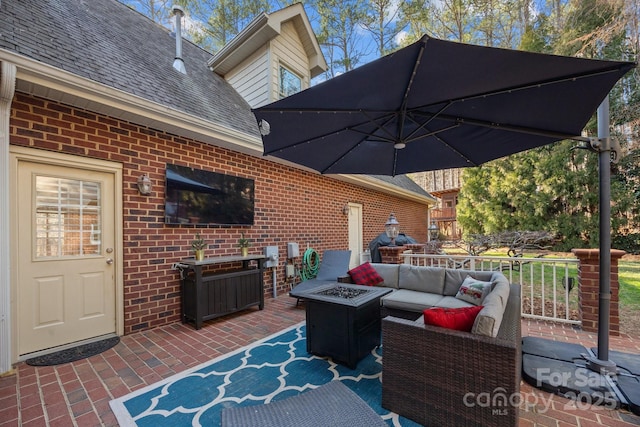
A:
192;233;207;261
238;233;250;257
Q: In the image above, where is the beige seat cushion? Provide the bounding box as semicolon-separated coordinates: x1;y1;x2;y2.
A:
436;296;475;309
381;290;445;313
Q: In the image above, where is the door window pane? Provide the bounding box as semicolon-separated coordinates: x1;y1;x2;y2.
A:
35;176;101;258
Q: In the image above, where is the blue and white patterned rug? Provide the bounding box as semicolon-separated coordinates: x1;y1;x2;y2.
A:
109;322;419;427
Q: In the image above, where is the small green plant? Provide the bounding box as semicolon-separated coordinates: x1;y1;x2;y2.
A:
238;233;250;248
192;233;207;251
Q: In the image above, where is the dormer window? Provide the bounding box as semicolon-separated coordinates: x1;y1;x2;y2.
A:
279;65;301;98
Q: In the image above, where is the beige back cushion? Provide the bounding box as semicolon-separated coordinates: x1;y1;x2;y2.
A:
370;263;400;289
398;265;446;294
472;280;510;337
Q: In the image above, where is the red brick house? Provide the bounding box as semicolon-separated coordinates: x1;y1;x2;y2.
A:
0;0;434;373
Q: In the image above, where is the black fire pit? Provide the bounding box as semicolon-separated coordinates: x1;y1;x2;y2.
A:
294;283;392;368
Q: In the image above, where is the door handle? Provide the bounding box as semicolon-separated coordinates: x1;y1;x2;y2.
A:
106;258;113;265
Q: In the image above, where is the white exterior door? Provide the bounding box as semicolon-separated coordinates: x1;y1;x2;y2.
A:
13;152;119;356
347;203;363;269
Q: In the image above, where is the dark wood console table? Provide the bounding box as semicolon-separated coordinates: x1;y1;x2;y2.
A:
178;255;266;329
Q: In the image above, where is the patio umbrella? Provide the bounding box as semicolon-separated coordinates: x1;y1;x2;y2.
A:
254;35;634;176
254;35;637;377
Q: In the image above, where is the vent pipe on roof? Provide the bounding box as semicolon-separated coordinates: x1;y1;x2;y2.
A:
172;5;186;74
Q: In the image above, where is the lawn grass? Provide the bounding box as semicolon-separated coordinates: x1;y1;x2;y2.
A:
619;260;640;308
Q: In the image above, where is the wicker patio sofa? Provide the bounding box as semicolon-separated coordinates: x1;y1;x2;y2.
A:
381;283;522;427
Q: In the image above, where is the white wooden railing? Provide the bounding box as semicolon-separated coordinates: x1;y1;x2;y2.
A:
401;252;581;325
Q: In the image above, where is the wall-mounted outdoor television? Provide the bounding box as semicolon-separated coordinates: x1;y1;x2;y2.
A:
165;164;255;225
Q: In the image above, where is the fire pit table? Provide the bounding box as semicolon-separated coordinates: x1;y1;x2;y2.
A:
291;283;392;368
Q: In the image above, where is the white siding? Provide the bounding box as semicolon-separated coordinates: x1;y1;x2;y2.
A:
226;45;270;108
269;21;310;102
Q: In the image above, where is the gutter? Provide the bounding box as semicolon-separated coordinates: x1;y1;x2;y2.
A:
337;174;436;205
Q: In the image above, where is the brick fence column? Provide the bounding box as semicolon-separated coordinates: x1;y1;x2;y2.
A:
405;244;425;253
571;248;625;336
378;246;407;264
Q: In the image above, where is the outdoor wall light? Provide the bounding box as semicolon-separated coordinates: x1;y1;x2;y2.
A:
137;174;152;195
259;119;271;136
342;205;349;215
428;221;439;241
384;213;400;246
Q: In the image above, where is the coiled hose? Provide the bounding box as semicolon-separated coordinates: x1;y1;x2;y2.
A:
300;248;319;281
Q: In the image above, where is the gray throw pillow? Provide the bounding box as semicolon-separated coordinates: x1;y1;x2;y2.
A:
455;275;492;306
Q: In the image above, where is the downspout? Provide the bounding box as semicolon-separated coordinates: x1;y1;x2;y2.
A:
0;60;16;375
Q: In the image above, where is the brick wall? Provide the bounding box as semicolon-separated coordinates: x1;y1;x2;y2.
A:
10;93;431;334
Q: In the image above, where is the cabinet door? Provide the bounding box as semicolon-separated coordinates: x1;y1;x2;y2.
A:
208;278;236;313
236;272;261;308
307;302;350;361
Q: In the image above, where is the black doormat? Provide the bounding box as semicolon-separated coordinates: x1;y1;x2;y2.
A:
25;337;120;366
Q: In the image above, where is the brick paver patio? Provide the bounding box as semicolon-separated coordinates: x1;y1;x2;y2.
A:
1;296;639;426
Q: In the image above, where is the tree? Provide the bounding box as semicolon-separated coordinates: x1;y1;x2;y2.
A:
458;0;639;251
176;0;271;52
124;0;174;24
362;0;407;56
313;0;370;77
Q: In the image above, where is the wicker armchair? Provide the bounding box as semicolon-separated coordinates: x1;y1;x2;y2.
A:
382;284;521;427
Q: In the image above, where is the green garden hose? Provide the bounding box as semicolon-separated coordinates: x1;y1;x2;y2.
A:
300;248;319;281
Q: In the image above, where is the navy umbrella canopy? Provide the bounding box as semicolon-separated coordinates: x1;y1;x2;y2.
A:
254;35;635;176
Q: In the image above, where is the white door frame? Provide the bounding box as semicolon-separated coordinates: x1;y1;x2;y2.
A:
9;146;124;365
347;203;363;269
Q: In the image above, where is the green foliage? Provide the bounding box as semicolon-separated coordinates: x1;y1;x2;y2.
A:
238;232;250;248
191;233;207;251
613;234;640;255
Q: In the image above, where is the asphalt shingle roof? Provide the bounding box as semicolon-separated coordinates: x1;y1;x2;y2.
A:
370;175;432;197
0;0;259;138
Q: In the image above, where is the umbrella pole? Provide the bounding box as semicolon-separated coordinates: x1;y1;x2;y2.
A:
586;96;617;374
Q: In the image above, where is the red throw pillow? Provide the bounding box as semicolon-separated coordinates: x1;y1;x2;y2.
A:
348;262;384;286
423;306;484;332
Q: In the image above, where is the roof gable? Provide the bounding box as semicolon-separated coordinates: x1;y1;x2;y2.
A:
208;3;327;78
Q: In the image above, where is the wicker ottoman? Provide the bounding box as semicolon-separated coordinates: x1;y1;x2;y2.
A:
221;381;386;427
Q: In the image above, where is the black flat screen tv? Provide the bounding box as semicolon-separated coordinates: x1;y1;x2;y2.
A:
165;164;255;225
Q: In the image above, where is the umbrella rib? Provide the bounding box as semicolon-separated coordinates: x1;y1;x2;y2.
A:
319;139;369;174
263;111;401;155
397;41;427;143
412;110;589;142
417;66;634;111
262;125;362;155
402;101;454;143
431;132;480;167
359;110;400;142
404;123;460;144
